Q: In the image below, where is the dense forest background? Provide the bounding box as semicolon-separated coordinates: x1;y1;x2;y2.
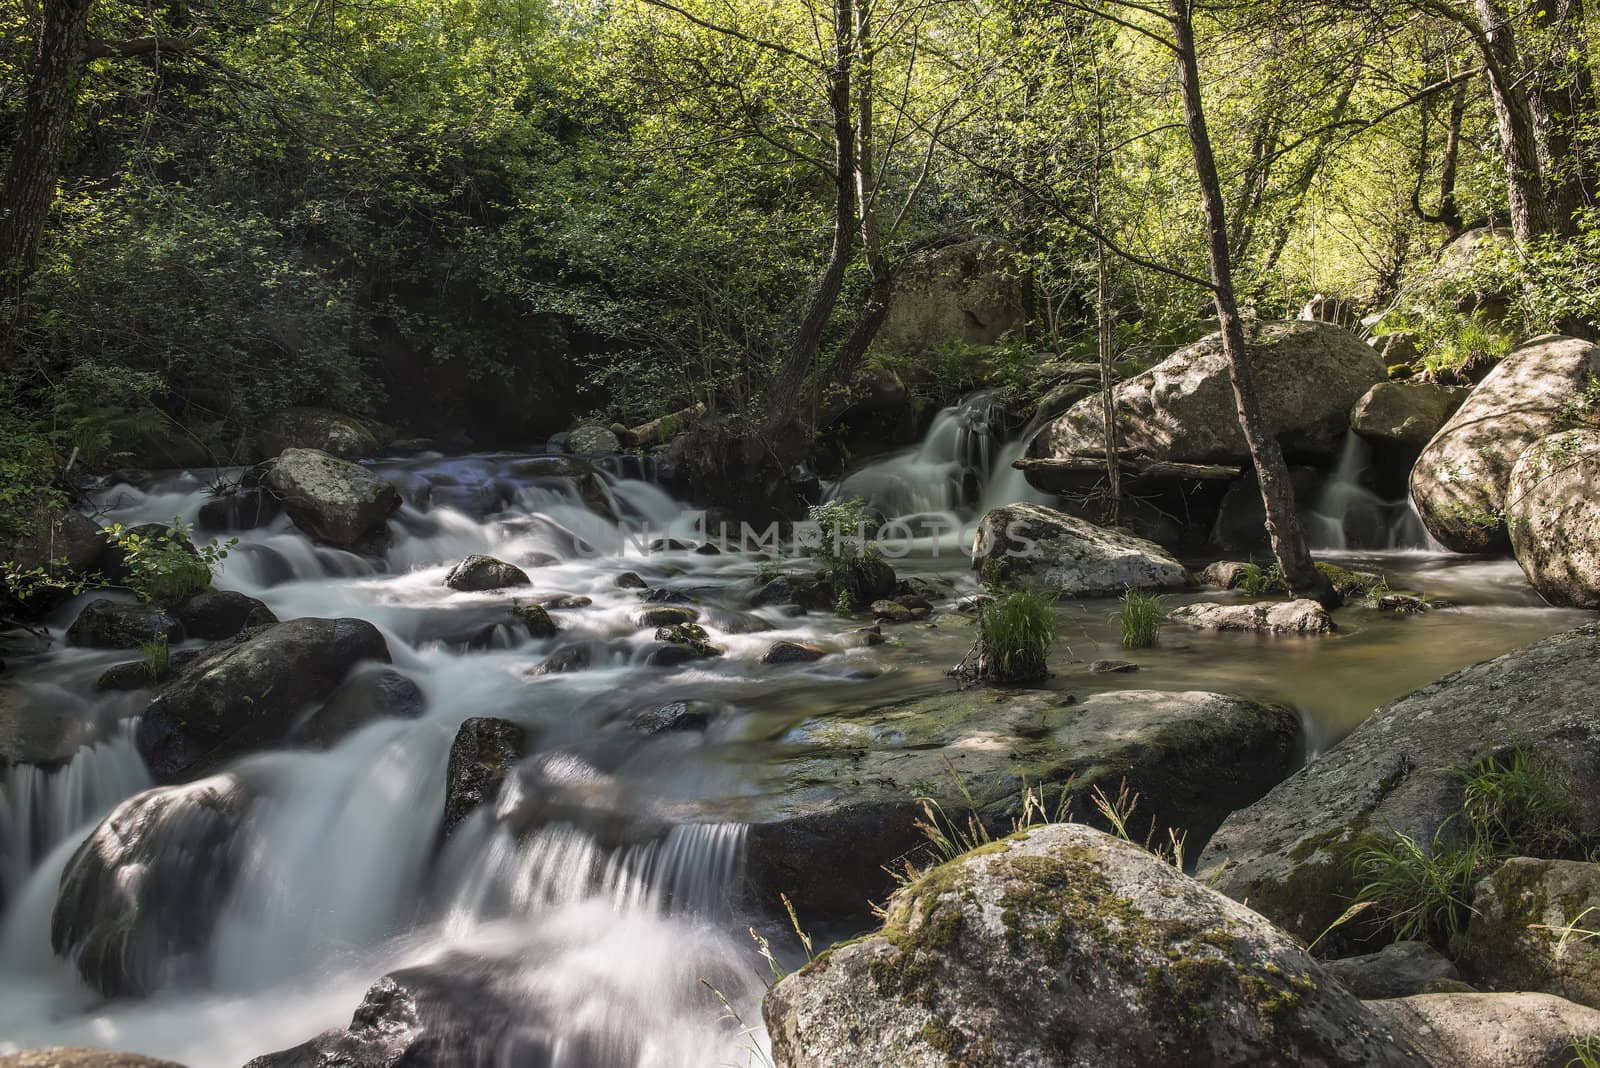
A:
1;0;1595;537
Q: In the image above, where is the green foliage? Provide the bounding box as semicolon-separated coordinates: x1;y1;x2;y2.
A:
1352;824;1484;950
1570;1034;1600;1068
1462;749;1590;860
103;520;233;606
1117;587;1163;649
140;636;173;683
977;589;1057;683
805;497;885;610
1238;563;1287;596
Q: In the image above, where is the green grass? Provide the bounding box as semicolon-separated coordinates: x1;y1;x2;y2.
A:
139;636;171;682
978;588;1056;682
1117;587;1162;648
1569;1034;1600;1068
1421;312;1516;380
1237;563;1286;596
1352;823;1484;950
1462;748;1589;859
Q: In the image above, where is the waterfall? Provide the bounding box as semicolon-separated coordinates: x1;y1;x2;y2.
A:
1307;431;1428;551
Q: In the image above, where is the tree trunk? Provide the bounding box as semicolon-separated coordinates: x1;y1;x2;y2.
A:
0;0;94;290
1168;0;1330;603
1414;74;1470;236
1472;0;1556;243
1096;238;1121;525
1528;0;1595;232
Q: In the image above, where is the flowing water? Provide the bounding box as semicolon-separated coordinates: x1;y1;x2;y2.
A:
0;410;1588;1065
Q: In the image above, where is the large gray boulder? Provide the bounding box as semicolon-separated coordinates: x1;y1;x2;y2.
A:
875;237;1025;356
136;617;390;781
51;776;250;997
1411;334;1600;553
1459;858;1600;1008
444;554;530;592
258;407;379;460
1350;382;1470;450
1167;599;1335;635
1366;992;1600;1068
265;448;401;550
1036;320;1385;466
970;503;1189;595
762;823;1426;1067
737;687;1301;918
1507;429;1600;608
1198;622;1600;945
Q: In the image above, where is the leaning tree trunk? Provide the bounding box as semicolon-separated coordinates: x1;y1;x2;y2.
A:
0;0;94;291
1168;0;1330;603
1471;0;1556;243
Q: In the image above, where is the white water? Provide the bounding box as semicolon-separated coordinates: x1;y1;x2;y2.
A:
1306;431;1428;551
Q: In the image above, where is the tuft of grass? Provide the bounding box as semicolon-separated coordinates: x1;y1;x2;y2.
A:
1117;587;1162;648
1422;312;1515;380
1569;1033;1600;1068
139;636;172;682
977;588;1056;682
1462;748;1589;859
1352;822;1484;950
1238;563;1287;596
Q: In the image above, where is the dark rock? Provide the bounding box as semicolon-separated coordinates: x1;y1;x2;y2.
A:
1089;659;1139;674
65;599;184;649
642;587;695;604
538;594;591;610
512;603;559;639
442;717;526;834
444;554;530;592
197;486;281;533
627;701;715;734
137;618;390;781
531;644;589;675
96;649;202;692
1323;941;1463;1000
614;571;648;590
761;641;828;665
173;589;277;640
643;642;695;668
635;605;699;628
294;667;427;747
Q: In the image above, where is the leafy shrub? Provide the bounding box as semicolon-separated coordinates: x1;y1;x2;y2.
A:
978;589;1056;683
805;497;887;608
103;520;234;605
1118;587;1162;648
1237;563;1287;596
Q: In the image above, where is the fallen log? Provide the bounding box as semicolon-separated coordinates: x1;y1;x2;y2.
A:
1012;456;1242;481
618;402;708;448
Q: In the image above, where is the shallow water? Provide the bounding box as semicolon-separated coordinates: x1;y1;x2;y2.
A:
0;428;1587;1065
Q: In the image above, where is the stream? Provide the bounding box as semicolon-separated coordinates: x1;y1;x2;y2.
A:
0;395;1588;1066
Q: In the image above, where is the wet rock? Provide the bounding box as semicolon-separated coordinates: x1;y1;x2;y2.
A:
2;509;105;580
763;823;1424;1068
567;424;621;454
841;624;885;648
648;538;696;553
628;701;715;734
971;503;1190;596
1365;992;1600;1068
538;593;592;610
614;571;648;590
1412;334;1600;552
442;717;527;834
173;589;277;640
1323;942;1463;1000
1167;599;1335;635
95;649;202;692
876;237;1025;356
137;617;390;781
531;644;590;675
1037;320;1386;466
642;587;695;604
643;643;695;668
258;406;379;460
751;575;831;612
1210;467;1327;553
868;600;923;623
1198;622;1600;946
741;688;1300;919
0;1050;188;1068
1508;429;1600;608
761;641;828;665
634;605;699;629
294;667;427;747
1459;858;1600;1007
0;689;103;770
52;776;251;997
1350;381;1470;449
444;554;530;592
512;603;559;639
1199;560;1253;589
955;593;993;614
266;448;401;550
653;622;720;659
1377;593;1431;614
1089;659;1139;674
65;599;185;649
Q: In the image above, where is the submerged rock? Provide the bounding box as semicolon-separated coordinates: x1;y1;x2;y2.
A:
761;641;828;665
1198;622;1600;945
635;605;699;629
1507;429;1600;608
442;717;527;835
1322;942;1464;1000
763;824;1425;1067
970;503;1189;596
531;644;589;675
739;688;1300;918
628;700;715;734
52;776;251;997
266;448;401;550
1167;599;1335;635
137;617;390;781
1459;858;1600;1008
65;599;184;649
1365;992;1600;1068
444;554;530;592
294;666;427;747
1411;334;1600;552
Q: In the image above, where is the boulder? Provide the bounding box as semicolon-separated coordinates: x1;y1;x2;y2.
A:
1459;858;1600;1008
0;689;103;769
1167;599;1335;635
1037;320;1385;466
442;717;527;834
292;666;427;747
761;641;828;665
531;644;589;675
2;509;104;578
763;823;1425;1068
51;776;250;996
971;503;1189;596
1431;226;1517;321
1350;382;1471;450
137;617;390;781
614;571;648;590
1365;992;1600;1068
875;237;1025;356
172;589;276;640
265;448;401;550
1210;467;1326;553
196;485;281;533
1411;335;1600;552
635;605;699;629
513;603;559;638
739;688;1300;918
444;554;530;592
0;1051;188;1068
1199;561;1252;589
1507;429;1600;608
868;600;923;623
567;424;621;454
65;599;184;649
1370;332;1421;367
1198;622;1600;945
627;701;715;734
1322;942;1463;1000
257;406;379;460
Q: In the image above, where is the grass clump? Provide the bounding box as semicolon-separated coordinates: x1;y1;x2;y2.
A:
1118;587;1162;648
1351;823;1484;950
139;636;172;682
977;588;1056;683
1462;748;1589;859
1238;563;1287;596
